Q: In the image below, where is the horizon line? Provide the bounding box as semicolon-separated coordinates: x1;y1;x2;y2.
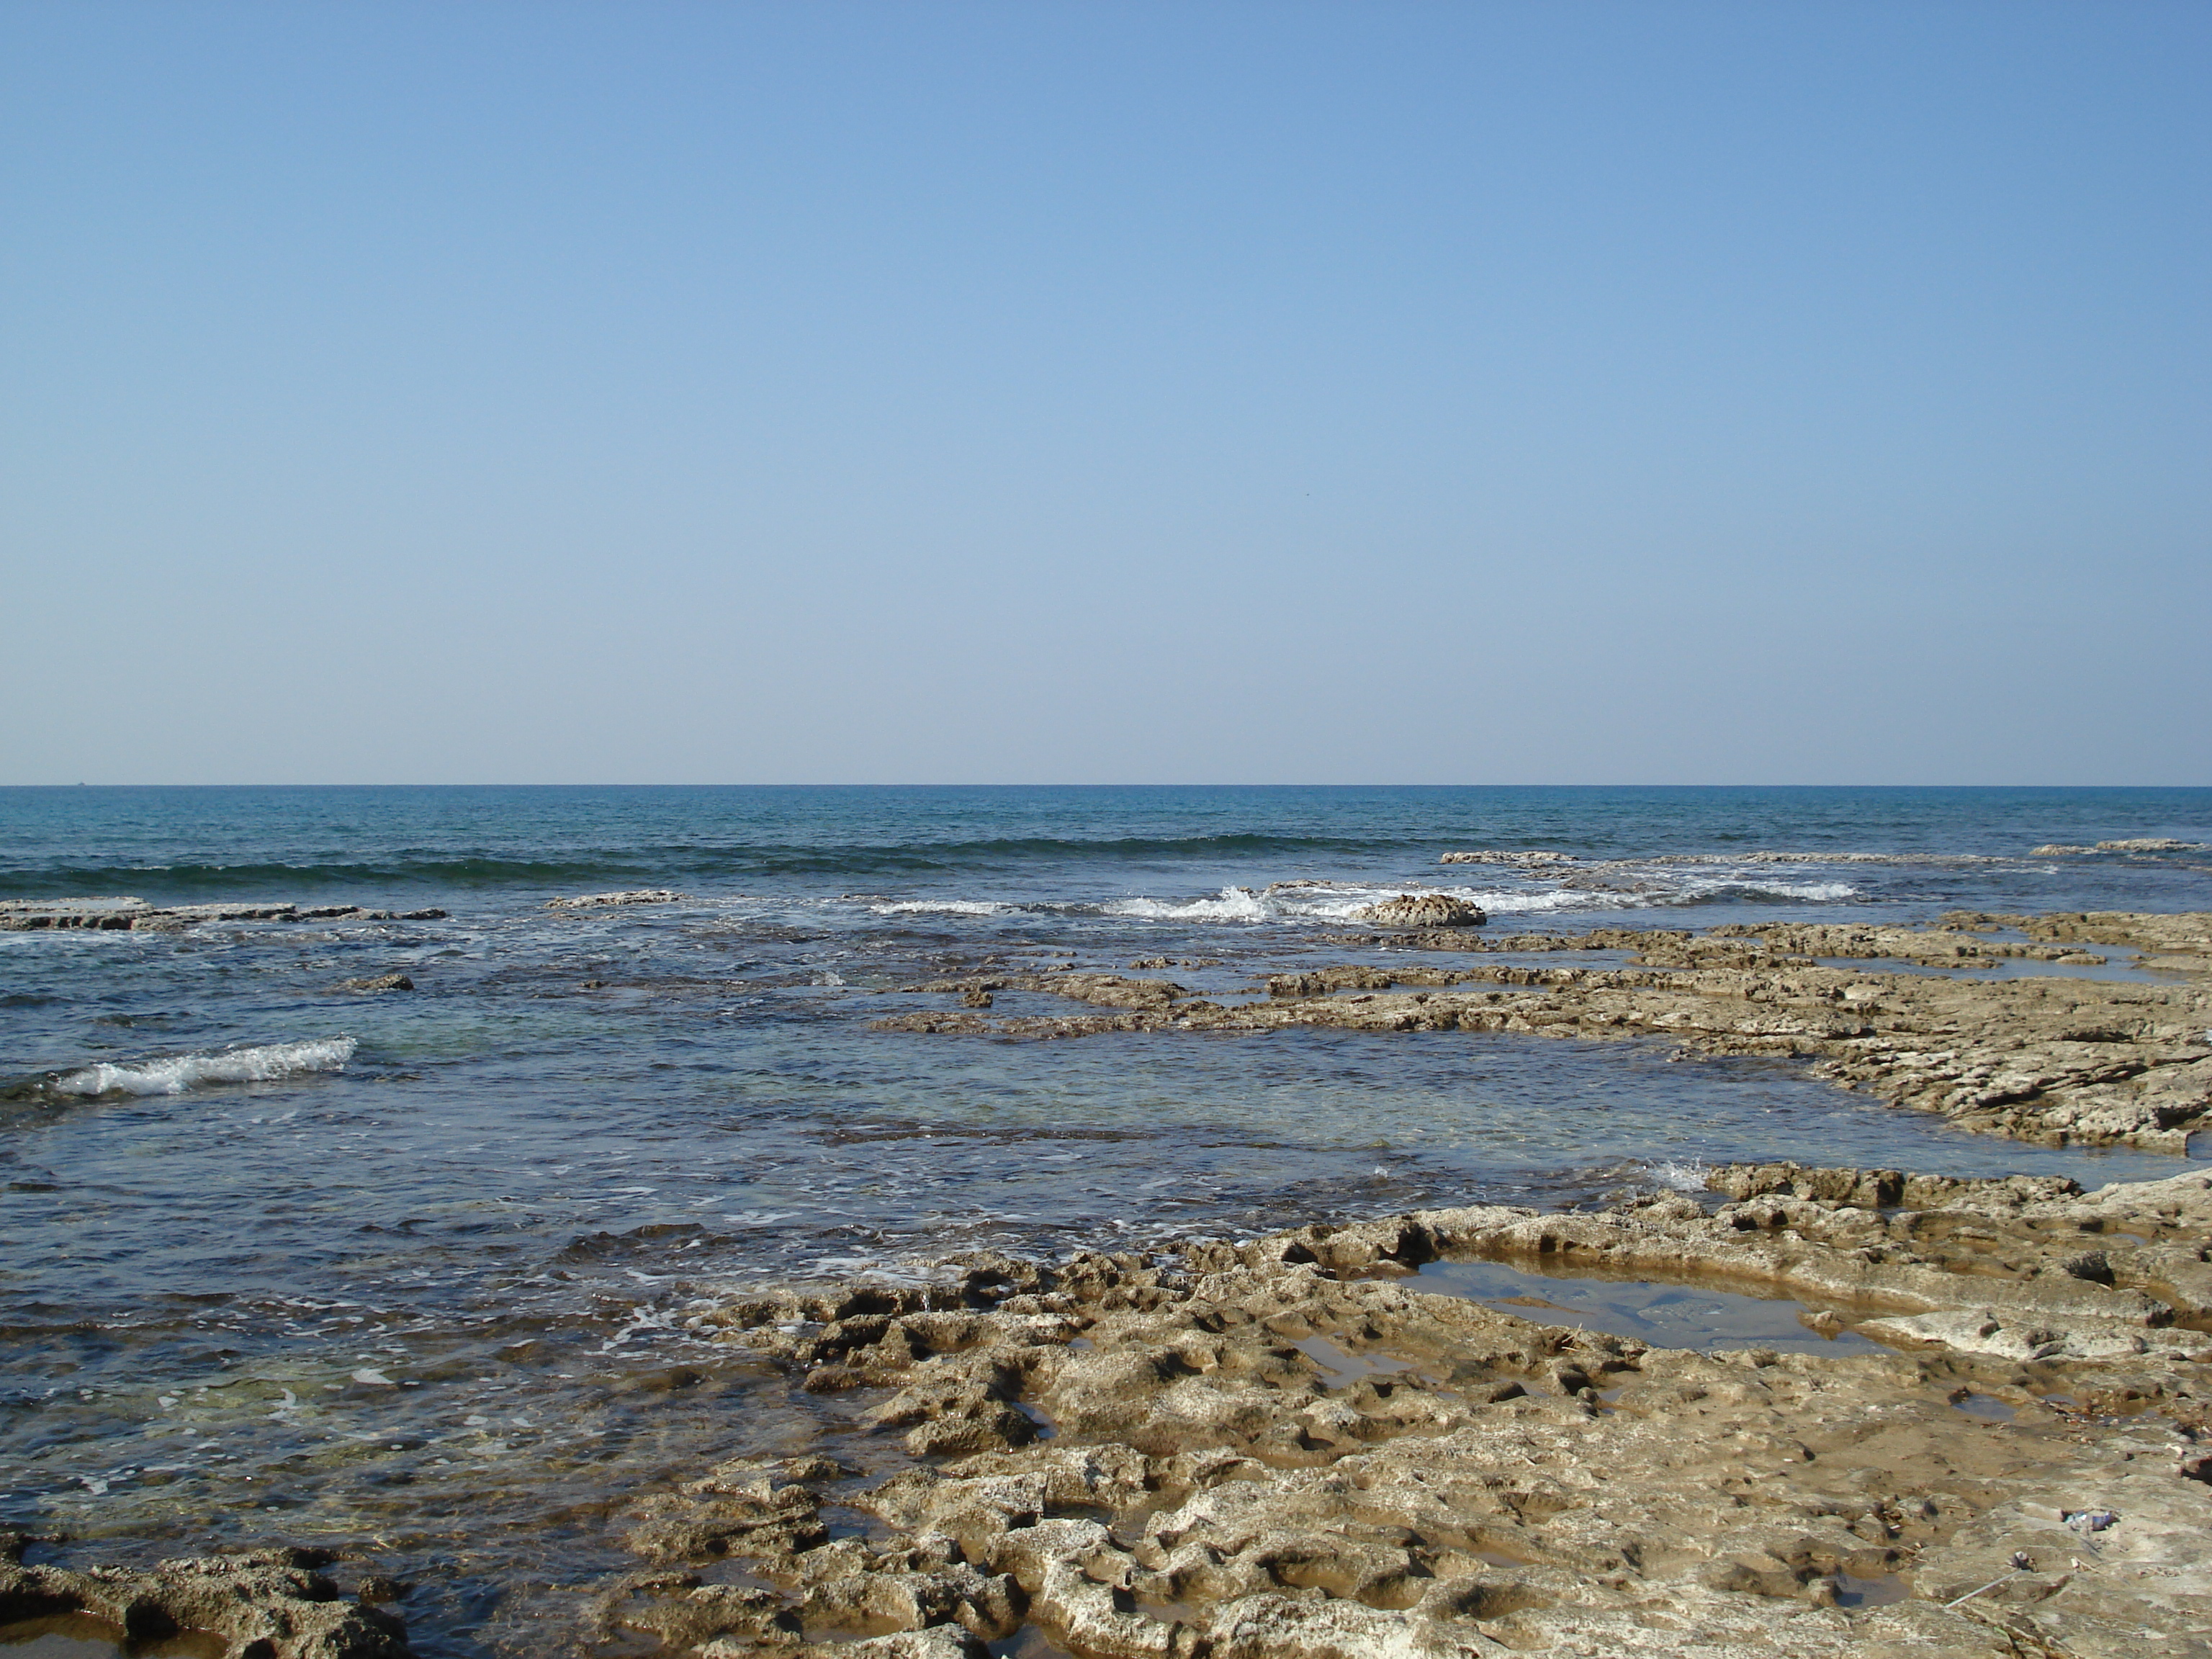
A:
4;782;2210;793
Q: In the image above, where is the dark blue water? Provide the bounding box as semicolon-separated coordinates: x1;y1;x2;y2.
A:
2;786;2207;1655
6;783;2211;906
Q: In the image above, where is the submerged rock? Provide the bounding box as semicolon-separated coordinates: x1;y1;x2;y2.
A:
2033;840;2211;856
336;973;415;994
876;911;2212;1154
1439;850;1576;866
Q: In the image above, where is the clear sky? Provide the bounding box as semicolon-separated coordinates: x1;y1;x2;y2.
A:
3;1;2206;785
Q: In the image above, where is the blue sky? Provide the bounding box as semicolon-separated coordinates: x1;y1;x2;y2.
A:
4;1;2206;783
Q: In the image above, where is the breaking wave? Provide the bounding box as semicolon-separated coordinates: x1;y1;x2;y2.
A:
49;1038;359;1098
1092;873;1859;925
1642;1159;1716;1193
868;899;1016;917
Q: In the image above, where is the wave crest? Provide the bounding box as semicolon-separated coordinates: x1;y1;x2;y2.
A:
50;1038;359;1098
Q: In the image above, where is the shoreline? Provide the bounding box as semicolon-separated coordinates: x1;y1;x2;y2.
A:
17;1160;2208;1655
5;910;2211;1657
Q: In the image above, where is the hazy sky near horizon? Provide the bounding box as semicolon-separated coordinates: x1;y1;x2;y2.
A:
4;2;2206;786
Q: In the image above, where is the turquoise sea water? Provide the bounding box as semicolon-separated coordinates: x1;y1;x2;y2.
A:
3;786;2209;1654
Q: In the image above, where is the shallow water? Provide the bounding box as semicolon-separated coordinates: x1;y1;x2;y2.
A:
0;1615;222;1658
3;786;2208;1655
1410;1257;1891;1357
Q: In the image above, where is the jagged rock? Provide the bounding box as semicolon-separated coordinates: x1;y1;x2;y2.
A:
0;899;441;932
1351;894;1488;929
0;1541;410;1657
876;912;2212;1154
335;974;414;994
646;1162;2212;1659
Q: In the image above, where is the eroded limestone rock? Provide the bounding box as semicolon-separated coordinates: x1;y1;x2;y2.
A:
603;1162;2212;1657
0;1539;409;1658
546;889;688;909
1350;894;1488;929
873;913;2212;1152
0;899;445;932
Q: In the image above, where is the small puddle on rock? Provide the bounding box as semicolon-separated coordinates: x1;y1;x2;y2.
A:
1136;1599;1205;1629
1953;1392;2017;1422
1410;1258;1890;1355
990;1627;1080;1658
1292;1335;1426;1385
0;1615;224;1658
1832;1570;1908;1608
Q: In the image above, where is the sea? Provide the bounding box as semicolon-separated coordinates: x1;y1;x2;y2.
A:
4;785;2211;1655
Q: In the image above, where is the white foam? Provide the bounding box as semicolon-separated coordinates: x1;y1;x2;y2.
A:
1765;881;1857;901
1107;883;1496;924
869;899;1010;917
53;1037;358;1097
1105;887;1278;922
1645;1159;1713;1193
1104;870;1865;924
1672;877;1859;903
1461;889;1611;914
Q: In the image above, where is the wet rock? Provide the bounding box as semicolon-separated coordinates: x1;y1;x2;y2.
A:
781;1630;989;1659
335;974;414;994
1350;894;1487;929
878;912;2212;1153
545;889;687;909
631;1154;2212;1658
0;898;438;933
0;1541;410;1657
1439;850;1577;866
0;896;155;930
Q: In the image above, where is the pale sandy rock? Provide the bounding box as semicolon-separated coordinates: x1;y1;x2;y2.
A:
613;1155;2212;1657
0;1540;410;1658
876;912;2212;1152
1349;894;1488;928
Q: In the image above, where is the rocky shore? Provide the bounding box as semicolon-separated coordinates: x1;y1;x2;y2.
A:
0;898;446;932
14;1161;2211;1655
8;910;2210;1657
876;912;2212;1153
0;1541;408;1657
580;1159;2212;1658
